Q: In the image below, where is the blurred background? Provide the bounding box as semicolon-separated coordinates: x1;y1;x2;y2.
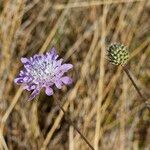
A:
0;0;150;149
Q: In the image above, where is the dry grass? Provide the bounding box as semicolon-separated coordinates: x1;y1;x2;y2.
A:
0;0;150;150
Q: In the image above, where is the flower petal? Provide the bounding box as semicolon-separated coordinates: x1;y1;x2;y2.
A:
23;76;29;82
45;87;53;96
60;64;73;72
50;47;58;60
61;76;72;85
14;78;23;84
55;80;63;89
21;57;29;63
54;58;63;67
23;84;36;91
28;89;40;101
50;47;57;55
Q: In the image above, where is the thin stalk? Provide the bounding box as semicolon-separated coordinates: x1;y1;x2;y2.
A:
123;65;150;112
54;98;94;150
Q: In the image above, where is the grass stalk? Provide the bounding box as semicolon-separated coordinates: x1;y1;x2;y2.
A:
123;65;150;112
54;98;94;150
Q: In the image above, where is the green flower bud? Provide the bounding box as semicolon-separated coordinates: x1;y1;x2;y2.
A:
107;43;129;66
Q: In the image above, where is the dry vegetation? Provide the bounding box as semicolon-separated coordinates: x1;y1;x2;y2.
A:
0;0;150;150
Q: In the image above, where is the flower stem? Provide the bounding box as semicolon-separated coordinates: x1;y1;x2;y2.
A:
54;98;94;150
123;65;150;112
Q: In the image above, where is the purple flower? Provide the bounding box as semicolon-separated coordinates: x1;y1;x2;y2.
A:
14;48;73;100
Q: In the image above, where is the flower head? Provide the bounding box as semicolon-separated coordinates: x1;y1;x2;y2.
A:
107;43;129;65
14;48;73;100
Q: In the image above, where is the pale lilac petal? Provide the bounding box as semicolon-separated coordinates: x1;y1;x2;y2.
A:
45;87;53;96
57;59;63;66
33;54;39;59
29;84;36;90
50;47;57;55
55;80;63;89
50;47;58;60
23;76;29;82
21;57;29;64
14;78;23;84
53;59;63;67
30;85;36;90
60;64;73;72
28;89;40;101
61;76;72;85
23;84;36;91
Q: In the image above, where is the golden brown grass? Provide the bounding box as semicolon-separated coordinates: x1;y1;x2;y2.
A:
0;0;150;149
